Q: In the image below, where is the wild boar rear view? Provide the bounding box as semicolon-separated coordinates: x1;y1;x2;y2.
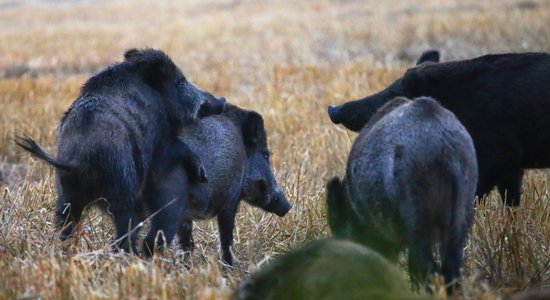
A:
327;97;478;293
15;49;226;254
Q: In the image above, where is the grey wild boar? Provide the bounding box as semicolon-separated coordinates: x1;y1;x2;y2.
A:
142;104;292;262
327;97;478;293
15;48;226;254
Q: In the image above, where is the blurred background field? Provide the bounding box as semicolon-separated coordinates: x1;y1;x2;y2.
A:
0;0;549;299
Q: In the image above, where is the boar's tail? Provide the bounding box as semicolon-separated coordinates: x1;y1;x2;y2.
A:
326;177;351;236
14;135;76;171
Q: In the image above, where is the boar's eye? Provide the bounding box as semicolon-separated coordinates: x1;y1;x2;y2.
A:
261;150;270;160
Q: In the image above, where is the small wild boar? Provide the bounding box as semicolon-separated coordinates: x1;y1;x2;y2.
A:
234;239;430;300
15;49;226;253
328;50;550;206
142;104;292;262
327;97;478;293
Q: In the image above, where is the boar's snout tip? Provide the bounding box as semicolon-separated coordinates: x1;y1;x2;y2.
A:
279;194;293;216
269;192;292;217
327;105;341;124
283;201;293;214
276;202;292;217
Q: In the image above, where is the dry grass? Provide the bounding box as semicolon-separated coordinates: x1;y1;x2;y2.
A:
0;0;549;299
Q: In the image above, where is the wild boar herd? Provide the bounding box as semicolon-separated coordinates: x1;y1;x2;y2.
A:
15;48;550;297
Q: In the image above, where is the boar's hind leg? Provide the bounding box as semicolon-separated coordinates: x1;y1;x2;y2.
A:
407;225;437;291
178;219;194;252
440;228;466;295
218;206;238;266
142;168;187;258
497;169;523;207
55;184;88;241
111;207;141;254
56;200;84;242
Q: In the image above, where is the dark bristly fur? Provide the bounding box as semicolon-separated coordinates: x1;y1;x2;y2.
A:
327;97;478;293
328;50;550;206
15;48;226;254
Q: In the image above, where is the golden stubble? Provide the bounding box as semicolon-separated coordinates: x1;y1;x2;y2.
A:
1;0;549;299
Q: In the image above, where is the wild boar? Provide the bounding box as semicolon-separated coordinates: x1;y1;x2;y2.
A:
327;97;478;293
143;104;292;262
15;48;226;253
328;50;550;206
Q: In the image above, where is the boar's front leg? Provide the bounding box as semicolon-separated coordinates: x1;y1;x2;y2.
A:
496;168;523;207
142;167;188;258
217;206;238;266
105;186;142;254
112;208;142;254
178;219;195;252
173;140;207;183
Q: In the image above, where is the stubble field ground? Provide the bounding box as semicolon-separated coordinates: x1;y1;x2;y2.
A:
0;0;549;299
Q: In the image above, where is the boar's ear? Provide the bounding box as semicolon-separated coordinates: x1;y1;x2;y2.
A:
326;177;350;238
124;48;177;91
416;50;440;65
242;111;266;147
124;48;141;60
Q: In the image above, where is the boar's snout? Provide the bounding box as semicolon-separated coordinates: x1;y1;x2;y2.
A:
199;95;226;118
328;105;342;124
266;191;292;217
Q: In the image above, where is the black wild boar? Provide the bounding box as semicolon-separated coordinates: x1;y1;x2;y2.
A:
234;239;430;300
328;50;550;206
15;48;226;253
327;97;478;293
143;104;292;262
